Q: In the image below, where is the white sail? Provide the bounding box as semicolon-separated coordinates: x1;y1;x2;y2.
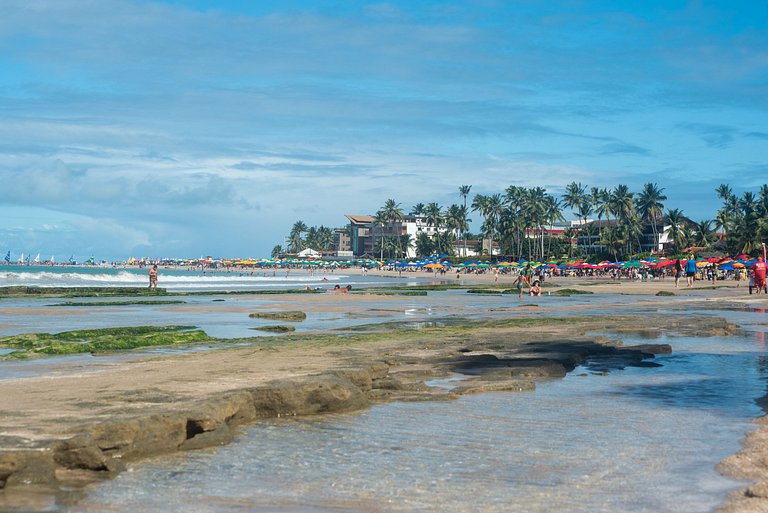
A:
33;253;40;263
50;255;55;264
18;252;24;263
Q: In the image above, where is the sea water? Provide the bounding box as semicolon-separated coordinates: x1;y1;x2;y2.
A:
0;265;415;291
60;317;768;513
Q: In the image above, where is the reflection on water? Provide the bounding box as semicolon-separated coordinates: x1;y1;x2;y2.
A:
67;332;767;513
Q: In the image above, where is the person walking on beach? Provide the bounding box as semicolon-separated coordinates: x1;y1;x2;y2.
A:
674;258;683;288
148;265;158;289
753;251;767;295
685;254;697;288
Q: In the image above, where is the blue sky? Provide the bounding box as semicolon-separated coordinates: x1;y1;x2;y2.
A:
1;0;767;260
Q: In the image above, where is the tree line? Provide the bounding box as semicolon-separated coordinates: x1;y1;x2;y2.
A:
273;183;768;261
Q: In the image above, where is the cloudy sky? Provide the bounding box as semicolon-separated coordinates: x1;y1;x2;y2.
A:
1;0;767;260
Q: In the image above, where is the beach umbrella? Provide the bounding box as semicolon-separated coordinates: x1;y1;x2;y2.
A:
425;263;444;269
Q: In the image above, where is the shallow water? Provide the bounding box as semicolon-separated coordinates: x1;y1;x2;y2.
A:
60;323;768;513
0;288;713;382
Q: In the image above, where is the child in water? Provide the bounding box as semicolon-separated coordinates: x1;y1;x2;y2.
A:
529;279;542;297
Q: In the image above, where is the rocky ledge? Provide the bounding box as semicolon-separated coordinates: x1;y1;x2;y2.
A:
0;338;671;494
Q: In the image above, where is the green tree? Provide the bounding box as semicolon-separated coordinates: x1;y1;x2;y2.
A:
374;199;405;260
665;208;688;254
459;185;472;257
287;221;308;253
415;232;434;258
693;219;715;247
636;183;667;252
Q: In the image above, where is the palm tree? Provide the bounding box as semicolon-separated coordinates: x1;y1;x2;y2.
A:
305;226;320;251
459;185;472;257
636;183;667;253
693;219;715;247
562;182;587;219
714;209;732;241
665;208;687;254
372;211;387;260
716;184;734;203
562;227;578;258
287;221;308;253
445;204;469;256
423;202;443;229
316;226;335;251
599;226;625;261
376;199;405;259
410;203;426;216
609;185;635;223
271;245;283;259
415;232;433;258
503;186;525;259
484;194;504;259
543;194;564;259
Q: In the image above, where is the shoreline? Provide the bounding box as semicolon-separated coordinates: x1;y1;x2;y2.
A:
0;283;767;511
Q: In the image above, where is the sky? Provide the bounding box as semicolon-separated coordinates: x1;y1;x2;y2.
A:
1;0;767;261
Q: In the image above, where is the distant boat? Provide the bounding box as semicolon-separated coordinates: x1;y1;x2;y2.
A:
18;252;24;264
33;254;40;263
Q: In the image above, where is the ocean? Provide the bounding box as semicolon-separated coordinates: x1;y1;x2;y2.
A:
0;264;414;291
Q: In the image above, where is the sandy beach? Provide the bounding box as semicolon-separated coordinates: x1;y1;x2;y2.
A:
1;276;767;512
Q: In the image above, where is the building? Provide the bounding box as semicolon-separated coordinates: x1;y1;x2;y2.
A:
452;239;500;257
345;214;449;258
334;228;351;253
345;215;375;256
576;220;673;255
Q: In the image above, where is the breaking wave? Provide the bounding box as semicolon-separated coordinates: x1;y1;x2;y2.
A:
0;270;348;290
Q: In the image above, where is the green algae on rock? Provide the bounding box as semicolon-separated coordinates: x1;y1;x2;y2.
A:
48;300;187;306
0;326;211;358
251;325;296;333
552;288;594;296
0;286;170;298
249;311;307;322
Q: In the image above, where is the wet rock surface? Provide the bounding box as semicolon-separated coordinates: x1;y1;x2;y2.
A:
0;312;739;506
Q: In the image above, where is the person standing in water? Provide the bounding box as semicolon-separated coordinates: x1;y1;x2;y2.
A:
148;265;158;289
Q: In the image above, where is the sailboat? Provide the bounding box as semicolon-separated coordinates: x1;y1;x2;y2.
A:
33;254;40;264
18;253;24;264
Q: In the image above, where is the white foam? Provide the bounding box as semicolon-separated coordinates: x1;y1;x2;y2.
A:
0;271;350;290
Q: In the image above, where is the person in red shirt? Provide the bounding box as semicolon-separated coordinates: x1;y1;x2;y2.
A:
753;247;767;294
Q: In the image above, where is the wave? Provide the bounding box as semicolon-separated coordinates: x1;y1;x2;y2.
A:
0;271;348;289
